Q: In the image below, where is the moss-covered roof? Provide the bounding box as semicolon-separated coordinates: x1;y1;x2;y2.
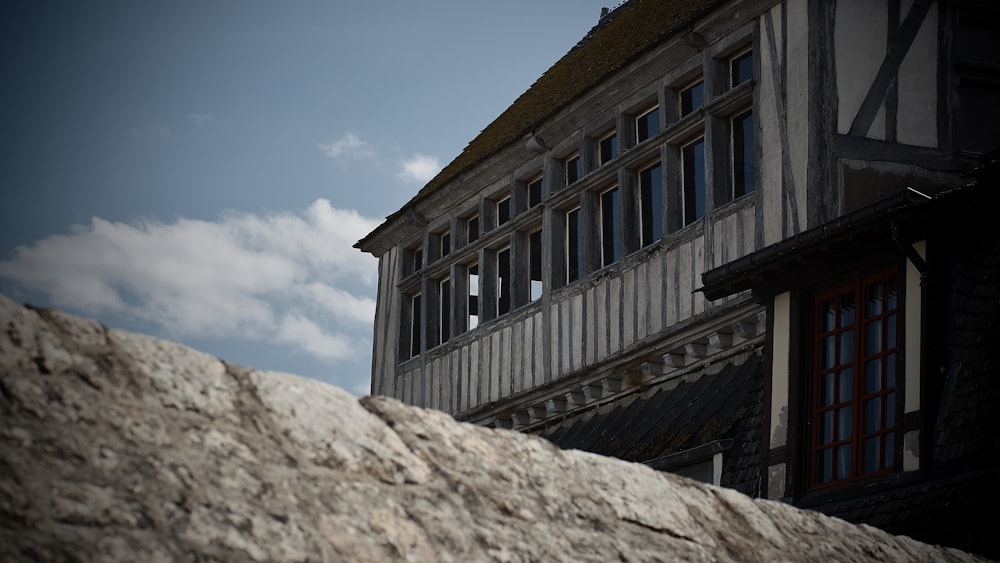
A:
358;0;716;251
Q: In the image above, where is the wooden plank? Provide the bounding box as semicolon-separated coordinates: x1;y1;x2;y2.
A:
571;293;583;372
623;268;635;349
693;235;706;316
470;340;480;408
609;276;622;354
649;253;663;334
636;260;649;341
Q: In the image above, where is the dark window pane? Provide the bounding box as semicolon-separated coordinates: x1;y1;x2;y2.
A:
817;449;833;483
497;197;511;226
681;81;704;114
529;177;544;206
887;314;896;349
820;373;835;406
836;444;852;479
866;321;882;355
731;51;753;86
821;335;835;369
865;359;881;393
682;140;705;224
498;248;511;315
565;156;580;187
837;406;853;441
567;208;582;283
839;330;854;365
467;215;479;243
637;106;660;143
440;279;451;344
867;281;883;316
887;280;898;310
529;230;543;301
600;133;617;165
410;293;422;358
468;265;479;330
821;299;836;332
819;410;834;444
601;187;621;266
732;111;754;198
839;293;855;326
838;368;853;402
864;436;880;473
441;232;450;257
639;164;663;246
864;398;881;433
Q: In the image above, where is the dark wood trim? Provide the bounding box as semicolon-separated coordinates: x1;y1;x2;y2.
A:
832;134;971;171
807;0;839;225
848;0;932;137
886;0;901;143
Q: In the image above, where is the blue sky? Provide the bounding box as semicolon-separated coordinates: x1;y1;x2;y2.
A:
0;1;614;395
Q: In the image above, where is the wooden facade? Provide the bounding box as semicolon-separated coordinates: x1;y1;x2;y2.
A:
357;0;999;556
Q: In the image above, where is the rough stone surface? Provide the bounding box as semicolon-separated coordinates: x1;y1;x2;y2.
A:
0;295;984;562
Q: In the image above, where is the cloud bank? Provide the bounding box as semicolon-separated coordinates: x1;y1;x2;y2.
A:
0;199;380;364
317;132;374;160
399;153;441;184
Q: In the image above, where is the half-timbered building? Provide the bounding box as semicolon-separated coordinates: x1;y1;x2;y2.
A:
356;0;999;556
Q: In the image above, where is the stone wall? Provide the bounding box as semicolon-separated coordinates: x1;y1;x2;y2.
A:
0;295;982;562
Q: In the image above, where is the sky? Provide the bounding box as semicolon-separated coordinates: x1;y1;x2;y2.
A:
0;1;617;396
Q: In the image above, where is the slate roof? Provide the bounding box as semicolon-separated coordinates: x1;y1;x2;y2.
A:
539;352;764;497
357;0;718;251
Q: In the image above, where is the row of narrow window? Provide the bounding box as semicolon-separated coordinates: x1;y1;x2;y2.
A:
401;49;754;360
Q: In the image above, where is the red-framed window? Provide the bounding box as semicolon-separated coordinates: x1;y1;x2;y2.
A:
810;268;900;489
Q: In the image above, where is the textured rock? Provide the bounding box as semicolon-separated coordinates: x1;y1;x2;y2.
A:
0;295;983;562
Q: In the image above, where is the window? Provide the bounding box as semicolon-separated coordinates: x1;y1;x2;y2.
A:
731;50;753;87
438;278;451;345
528;229;543;302
497;247;511;316
528;176;544;207
682;139;706;225
639;162;663;247
732;110;755;199
811;268;900;488
636;106;660;143
600;187;621;267
680;80;704;115
564;154;581;188
433;229;450;261
496;196;512;227
467;263;479;330
599;131;617;165
465;213;480;244
405;292;421;359
565;207;583;284
404;245;423;276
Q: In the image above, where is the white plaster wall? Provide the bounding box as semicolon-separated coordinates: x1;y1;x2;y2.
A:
759;5;785;246
770;291;791;449
836;0;888;138
905;240;925;413
786;0;809;234
897;0;938;147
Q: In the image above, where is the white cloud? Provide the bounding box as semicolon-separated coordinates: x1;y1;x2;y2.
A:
398;153;441;184
187;113;215;127
317;132;374;160
0;199;381;364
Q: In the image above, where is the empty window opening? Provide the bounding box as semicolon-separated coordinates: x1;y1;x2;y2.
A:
565;207;583;284
639;163;663;247
636;106;660;143
529;229;543;302
680;80;704;115
682;139;706;225
600;187;621;267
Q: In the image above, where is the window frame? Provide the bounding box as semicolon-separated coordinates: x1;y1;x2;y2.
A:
598;130;618;166
807;267;903;491
635;104;661;145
